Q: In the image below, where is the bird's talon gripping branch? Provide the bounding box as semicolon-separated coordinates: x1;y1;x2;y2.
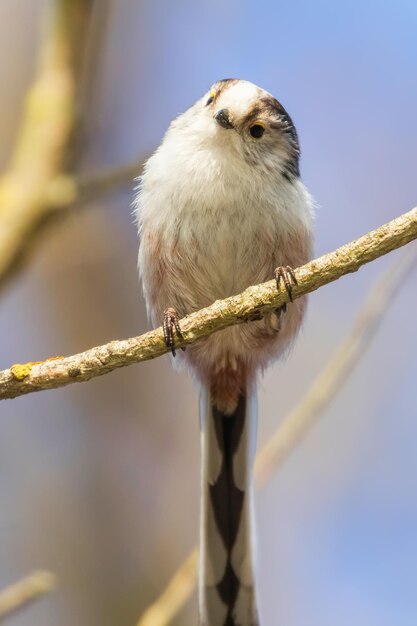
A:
274;265;298;302
163;308;184;357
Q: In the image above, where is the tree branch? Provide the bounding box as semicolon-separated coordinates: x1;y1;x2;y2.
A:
0;0;95;292
0;570;55;619
137;550;199;626
135;244;417;626
42;155;147;211
0;206;416;400
72;157;147;205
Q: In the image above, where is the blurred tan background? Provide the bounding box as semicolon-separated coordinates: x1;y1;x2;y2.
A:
0;1;416;625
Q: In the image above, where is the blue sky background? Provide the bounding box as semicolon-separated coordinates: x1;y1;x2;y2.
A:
0;1;416;625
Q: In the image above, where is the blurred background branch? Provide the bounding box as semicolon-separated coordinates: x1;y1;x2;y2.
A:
136;245;417;626
68;157;147;205
2;154;148;283
137;550;199;626
0;570;55;620
0;0;96;293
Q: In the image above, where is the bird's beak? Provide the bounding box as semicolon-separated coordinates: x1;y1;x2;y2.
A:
214;109;234;129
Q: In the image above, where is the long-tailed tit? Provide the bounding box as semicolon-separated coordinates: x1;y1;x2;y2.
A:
135;79;314;626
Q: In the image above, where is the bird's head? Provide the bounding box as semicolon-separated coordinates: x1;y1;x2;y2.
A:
197;78;301;180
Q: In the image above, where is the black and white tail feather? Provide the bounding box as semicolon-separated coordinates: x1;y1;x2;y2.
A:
199;386;260;626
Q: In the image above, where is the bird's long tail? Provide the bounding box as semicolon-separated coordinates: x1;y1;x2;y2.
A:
199;385;260;626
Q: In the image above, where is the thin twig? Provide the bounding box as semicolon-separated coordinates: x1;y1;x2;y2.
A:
0;206;416;401
75;157;147;204
0;570;56;619
44;157;147;210
137;550;199;626
135;245;417;626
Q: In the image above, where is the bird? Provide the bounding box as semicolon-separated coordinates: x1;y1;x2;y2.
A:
134;78;314;626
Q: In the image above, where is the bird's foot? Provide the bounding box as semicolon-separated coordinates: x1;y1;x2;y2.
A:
163;308;184;357
274;265;298;302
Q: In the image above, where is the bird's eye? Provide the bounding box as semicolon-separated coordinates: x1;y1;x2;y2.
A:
205;93;215;106
249;124;265;138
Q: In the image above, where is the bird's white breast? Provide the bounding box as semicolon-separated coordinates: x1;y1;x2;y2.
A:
138;136;312;297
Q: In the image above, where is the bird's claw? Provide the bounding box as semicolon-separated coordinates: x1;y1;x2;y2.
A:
163;308;184;357
274;265;297;302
